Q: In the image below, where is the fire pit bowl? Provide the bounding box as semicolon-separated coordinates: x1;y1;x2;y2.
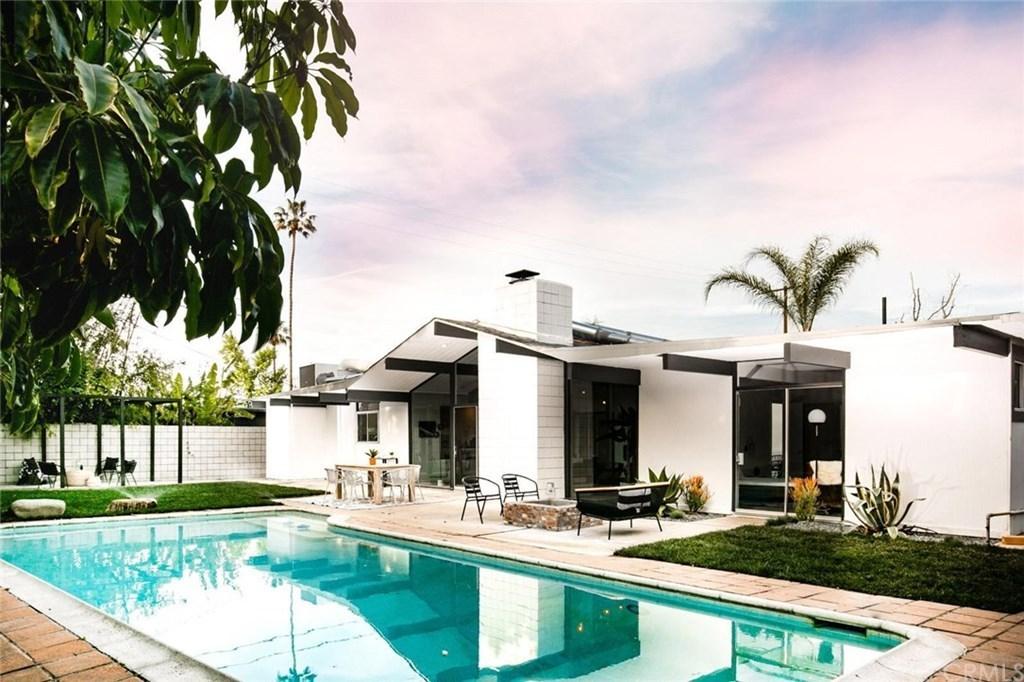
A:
503;498;602;532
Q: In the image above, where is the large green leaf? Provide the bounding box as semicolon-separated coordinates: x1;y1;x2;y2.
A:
314;52;352;78
30;122;73;210
300;84;317;140
74;59;119;115
315;76;347;137
25;103;67;158
121;83;158;139
250;132;272;189
228;83;260;132
321;68;359;117
203;99;242;154
42;1;72;60
75;121;130;221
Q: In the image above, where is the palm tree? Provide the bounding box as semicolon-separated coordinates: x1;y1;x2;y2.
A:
704;235;879;331
268;323;290;376
272;200;317;389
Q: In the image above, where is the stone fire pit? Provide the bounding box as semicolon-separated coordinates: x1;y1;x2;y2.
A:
503;498;601;532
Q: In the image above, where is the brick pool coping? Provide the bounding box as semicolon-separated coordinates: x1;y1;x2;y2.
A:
3;504;1023;681
1;588;139;682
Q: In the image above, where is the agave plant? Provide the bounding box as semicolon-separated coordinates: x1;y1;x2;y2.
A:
647;467;682;516
846;465;922;538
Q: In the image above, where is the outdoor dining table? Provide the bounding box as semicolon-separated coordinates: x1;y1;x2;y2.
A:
335;463;418;504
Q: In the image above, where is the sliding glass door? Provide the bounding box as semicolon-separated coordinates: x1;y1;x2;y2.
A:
568;380;638;493
735;389;787;512
735;385;843;516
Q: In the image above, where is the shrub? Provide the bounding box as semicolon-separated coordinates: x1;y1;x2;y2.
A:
681;475;710;513
846;465;922;539
766;515;797;527
790;477;820;521
647;467;682;515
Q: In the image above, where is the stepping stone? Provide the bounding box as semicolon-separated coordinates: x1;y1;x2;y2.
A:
105;498;157;513
10;499;66;520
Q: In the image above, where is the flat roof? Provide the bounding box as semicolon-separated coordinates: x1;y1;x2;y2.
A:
545;311;1024;364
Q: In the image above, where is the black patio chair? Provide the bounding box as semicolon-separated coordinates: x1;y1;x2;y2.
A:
120;460;138;485
38;461;64;488
501;473;540;502
461;476;504;523
98;457;120;483
575;483;668;540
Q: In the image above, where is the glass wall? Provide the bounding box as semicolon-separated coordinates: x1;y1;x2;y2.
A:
568;380;638;493
787;387;844;516
410;374;451;487
409;350;479;488
735;385;844;516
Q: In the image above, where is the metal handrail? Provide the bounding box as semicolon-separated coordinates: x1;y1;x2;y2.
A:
985;509;1024;545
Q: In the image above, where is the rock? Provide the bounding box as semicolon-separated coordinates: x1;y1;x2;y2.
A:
11;498;66;520
106;497;157;513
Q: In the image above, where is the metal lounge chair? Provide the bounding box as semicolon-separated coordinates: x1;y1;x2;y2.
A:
501;473;540;502
98;457;120;483
38;461;64;488
120;460;138;485
575;482;668;539
461;476;503;523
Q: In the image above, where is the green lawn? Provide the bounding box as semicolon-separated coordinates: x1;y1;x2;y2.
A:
0;482;321;522
616;525;1024;612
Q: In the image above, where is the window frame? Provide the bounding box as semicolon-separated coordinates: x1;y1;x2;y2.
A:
356;401;380;443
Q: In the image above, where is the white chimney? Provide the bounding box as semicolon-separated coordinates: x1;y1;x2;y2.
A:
493;270;573;346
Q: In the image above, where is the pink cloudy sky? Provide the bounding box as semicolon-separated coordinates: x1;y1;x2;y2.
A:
142;2;1024;375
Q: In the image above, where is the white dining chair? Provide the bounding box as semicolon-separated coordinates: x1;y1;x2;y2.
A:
410;465;424;501
342;469;368;502
324;467;339;498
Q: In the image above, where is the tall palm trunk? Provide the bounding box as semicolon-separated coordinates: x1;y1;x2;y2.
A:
289;231;296;389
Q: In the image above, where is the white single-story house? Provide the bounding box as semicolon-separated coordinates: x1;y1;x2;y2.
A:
265;272;1024;538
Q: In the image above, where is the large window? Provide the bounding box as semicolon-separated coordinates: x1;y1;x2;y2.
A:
568;379;638;493
357;402;379;442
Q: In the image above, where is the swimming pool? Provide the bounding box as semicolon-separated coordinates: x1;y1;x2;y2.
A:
0;511;900;680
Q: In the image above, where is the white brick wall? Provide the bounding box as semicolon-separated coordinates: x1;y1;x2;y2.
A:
1;424;265;484
536;358;565;497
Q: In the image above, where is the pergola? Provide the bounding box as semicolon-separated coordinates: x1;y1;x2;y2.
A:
40;394;184;487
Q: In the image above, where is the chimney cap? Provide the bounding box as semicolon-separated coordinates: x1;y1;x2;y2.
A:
505;269;540;283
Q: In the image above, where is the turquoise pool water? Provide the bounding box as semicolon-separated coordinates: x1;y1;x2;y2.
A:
0;512;899;680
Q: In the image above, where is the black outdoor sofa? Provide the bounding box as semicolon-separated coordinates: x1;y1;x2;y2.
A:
575;482;669;539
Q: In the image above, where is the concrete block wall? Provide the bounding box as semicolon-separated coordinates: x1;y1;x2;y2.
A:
1;424;265;485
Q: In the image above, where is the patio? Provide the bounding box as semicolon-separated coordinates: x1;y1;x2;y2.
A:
282;486;764;556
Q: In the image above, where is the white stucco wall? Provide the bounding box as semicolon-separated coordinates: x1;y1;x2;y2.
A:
267;400;410;479
638;366;734;514
264;404;340;480
345;401;408;464
477;334;540;490
633;324;1012;534
808;326;1010;537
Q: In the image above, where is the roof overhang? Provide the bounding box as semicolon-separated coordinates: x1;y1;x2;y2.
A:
344;319;480;393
